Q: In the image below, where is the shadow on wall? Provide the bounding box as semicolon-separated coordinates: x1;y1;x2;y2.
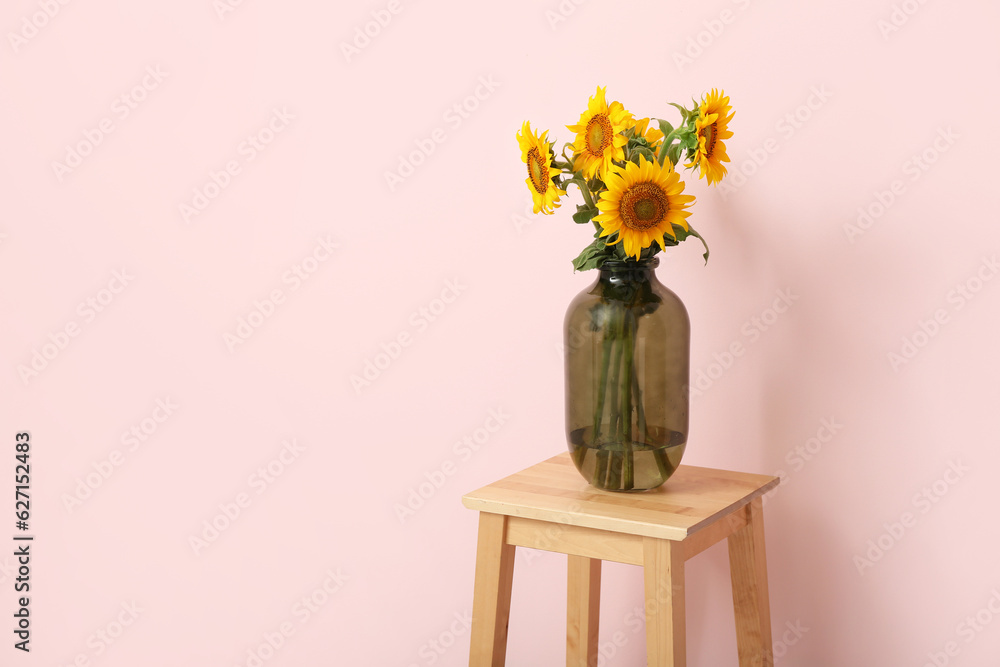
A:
750;207;914;663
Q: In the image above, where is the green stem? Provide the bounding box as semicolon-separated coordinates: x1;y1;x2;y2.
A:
606;321;623;441
567;178;596;209
632;366;647;444
562;143;575;166
592;315;618;489
657;132;678;167
629;312;647;445
593;328;614;441
683;221;711;264
604;308;624;491
607;451;622;491
621;306;634;491
654;448;671;483
592;449;608;487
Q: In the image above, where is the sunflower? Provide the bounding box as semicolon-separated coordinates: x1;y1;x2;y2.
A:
516;121;565;214
686;88;734;185
628;117;665;152
566;87;632;180
594;156;695;260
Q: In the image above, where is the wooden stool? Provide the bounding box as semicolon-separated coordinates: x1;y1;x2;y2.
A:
462;452;779;667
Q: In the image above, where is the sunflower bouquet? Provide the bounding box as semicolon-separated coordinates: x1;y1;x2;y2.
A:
518;87;735;491
516;86;734;267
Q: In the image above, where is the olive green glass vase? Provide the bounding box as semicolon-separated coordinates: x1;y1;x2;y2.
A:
564;258;690;491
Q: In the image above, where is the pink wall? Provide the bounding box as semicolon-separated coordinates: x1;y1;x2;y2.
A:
2;0;998;664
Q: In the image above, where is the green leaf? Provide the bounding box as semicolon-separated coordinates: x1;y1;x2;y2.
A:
572;237;612;272
668;102;691;121
629;147;656;165
572;206;599;225
679;131;698;150
656;119;674;137
563;178;597;209
673;222;710;264
667;144;682;167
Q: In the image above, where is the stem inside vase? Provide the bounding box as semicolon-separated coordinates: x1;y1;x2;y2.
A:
565;258;690;492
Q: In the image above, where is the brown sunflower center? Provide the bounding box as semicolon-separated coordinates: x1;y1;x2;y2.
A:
619;182;668;231
526;147;549;195
585;114;613;156
703;122;718;157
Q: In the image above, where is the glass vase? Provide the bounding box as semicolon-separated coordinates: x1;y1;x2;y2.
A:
564;258;690;491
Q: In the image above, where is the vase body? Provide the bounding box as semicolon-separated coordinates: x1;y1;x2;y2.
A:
564;258;689;491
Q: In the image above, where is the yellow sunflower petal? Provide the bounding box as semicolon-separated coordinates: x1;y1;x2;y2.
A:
567;87;633;181
688;89;734;186
591;155;697;258
517;121;564;214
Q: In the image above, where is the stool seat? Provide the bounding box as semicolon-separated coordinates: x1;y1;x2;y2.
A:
462;452;779;667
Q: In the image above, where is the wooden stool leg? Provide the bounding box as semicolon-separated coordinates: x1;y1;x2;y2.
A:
643;538;686;667
470;512;516;667
566;555;601;667
728;498;774;667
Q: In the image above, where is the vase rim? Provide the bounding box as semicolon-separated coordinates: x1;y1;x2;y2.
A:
600;257;659;270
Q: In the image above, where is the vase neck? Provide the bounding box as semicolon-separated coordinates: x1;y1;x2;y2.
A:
598;258;658;283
